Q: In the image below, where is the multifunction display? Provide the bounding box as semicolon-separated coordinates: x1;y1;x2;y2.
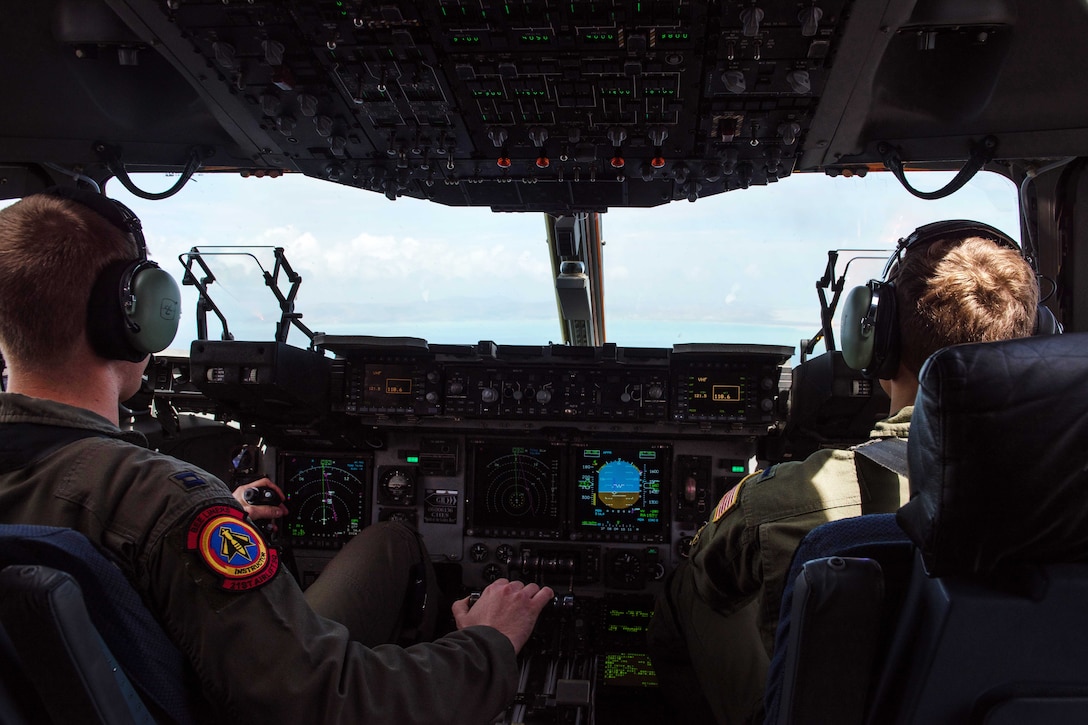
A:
572;443;670;543
466;440;563;538
279;452;370;547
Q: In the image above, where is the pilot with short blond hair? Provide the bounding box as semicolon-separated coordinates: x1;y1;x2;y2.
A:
648;221;1042;724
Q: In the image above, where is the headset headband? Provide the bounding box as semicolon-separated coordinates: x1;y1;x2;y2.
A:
42;186;147;258
881;219;1021;281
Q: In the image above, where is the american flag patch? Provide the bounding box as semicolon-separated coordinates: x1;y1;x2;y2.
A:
712;478;746;521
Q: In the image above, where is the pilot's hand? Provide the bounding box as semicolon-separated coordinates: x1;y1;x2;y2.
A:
451;578;554;655
233;477;289;523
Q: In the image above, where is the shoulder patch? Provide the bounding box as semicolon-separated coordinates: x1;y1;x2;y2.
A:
756;465;778;483
711;472;758;522
170;470;209;490
186;505;278;592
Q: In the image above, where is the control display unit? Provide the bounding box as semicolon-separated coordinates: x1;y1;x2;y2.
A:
466;439;564;539
279;452;370;547
364;364;415;404
572;442;670;543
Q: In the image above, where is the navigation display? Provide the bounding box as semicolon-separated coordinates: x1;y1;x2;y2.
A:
279;452;370;546
467;440;563;538
572;443;669;542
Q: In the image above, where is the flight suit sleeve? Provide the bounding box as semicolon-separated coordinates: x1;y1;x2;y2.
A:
685;471;766;613
144;504;518;725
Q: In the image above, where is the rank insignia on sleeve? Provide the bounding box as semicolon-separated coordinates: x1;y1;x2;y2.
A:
186;506;278;591
170;470;208;489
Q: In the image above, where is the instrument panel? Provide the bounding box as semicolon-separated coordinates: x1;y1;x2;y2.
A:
168;336;790;595
154;336;789;723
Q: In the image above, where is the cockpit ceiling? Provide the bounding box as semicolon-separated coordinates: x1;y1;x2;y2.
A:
3;0;1088;212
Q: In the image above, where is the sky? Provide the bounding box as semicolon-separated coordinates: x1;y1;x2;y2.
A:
14;168;1021;367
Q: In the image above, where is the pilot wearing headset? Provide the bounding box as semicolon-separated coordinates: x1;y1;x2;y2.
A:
648;220;1048;725
0;189;552;723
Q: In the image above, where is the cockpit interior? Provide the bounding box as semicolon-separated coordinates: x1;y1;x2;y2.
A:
3;1;1088;723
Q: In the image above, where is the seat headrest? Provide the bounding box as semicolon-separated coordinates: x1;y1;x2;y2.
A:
898;332;1088;577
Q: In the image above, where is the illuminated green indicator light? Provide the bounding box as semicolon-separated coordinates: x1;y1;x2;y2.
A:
660;32;689;41
521;33;551;42
406;455;420;463
585;32;615;42
732;465;746;473
452;36;482;44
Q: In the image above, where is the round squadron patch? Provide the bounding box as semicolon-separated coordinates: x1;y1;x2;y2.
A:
186;505;278;592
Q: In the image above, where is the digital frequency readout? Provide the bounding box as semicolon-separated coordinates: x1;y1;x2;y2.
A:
573;443;668;541
363;364;414;404
280;453;369;544
685;372;746;417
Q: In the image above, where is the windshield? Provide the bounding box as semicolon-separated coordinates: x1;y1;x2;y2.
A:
20;169;1022;365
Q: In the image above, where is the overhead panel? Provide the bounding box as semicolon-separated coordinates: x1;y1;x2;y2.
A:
118;0;853;211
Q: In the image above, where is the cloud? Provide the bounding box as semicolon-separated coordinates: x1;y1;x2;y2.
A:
105;170;1021;351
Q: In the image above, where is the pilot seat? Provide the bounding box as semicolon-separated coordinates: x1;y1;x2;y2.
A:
765;331;1088;725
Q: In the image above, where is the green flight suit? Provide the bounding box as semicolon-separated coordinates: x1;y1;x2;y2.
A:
649;408;911;724
0;392;516;725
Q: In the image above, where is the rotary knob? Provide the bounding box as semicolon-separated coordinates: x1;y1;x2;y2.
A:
495;544;516;564
483;564;503;583
536;389;552;404
470;542;490;563
481;387;499;403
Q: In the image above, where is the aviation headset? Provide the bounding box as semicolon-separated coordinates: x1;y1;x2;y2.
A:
42;186;182;362
839;219;1060;379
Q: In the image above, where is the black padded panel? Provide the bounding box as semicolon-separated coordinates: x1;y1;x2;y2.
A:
773;556;885;725
0;525;203;723
898;333;1088;576
764;514;913;724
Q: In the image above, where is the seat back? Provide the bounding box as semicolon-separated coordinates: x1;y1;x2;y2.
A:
0;525;206;724
766;332;1088;725
1;564;155;724
868;558;1088;725
764;514;913;725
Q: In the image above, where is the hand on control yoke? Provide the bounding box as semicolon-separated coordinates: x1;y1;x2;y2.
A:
452;578;554;655
233;478;289;523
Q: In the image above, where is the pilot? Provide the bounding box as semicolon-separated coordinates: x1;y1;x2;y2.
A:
0;189;553;724
648;220;1043;724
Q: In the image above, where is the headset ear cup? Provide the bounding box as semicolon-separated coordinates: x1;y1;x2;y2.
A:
868;281;900;379
88;260;142;362
1035;304;1062;335
840;281;899;378
126;263;182;354
87;260;181;362
840;285;877;371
